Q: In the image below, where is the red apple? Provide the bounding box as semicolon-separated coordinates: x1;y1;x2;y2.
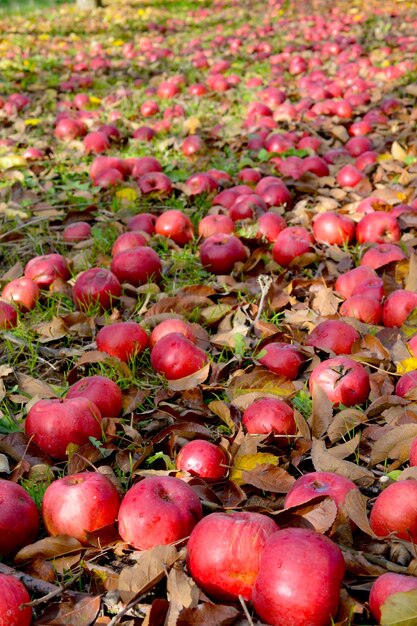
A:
198;214;235;238
63;221;92;243
127;213;156;235
73;267;122;311
83;131;110;154
185;173;217;196
356;212;401;244
256;212;286;242
339;294;383;325
149;319;196;349
284;471;358;512
257;342;304;380
93;168;124;188
309;356;370;406
272;227;314;267
187;512;278;601
382;289;417;327
369;572;417;624
25;397;102;460
55;117;86;140
252;528;345;626
182;135;204;156
90;156;128;182
111;232;148;256
2;276;39;313
395;371;417;398
0;574;32;626
345;136;373;157
0;301;18;329
96;322;148;362
335;266;384;300
132;126;155;141
138;172;172;196
25;253;70;288
229;194;267;222
312;212;355;246
258;183;292;209
370;480;417;542
42;472;120;543
360;243;406;269
176;440;228;482
131;156;162;178
301;156;330;177
66;375;123;417
336;164;364;187
110;246;162;286
155;210;194;245
200;233;247;274
410;436;417;465
140;99;159;117
0;479;39;559
242;394;296;436
151;332;208;380
305;320;360;355
118;475;202;550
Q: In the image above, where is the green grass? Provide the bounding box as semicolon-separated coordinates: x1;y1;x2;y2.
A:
0;0;68;14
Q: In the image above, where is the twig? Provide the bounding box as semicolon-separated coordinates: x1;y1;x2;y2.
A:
107;595;144;626
253;274;273;326
0;562;62;598
239;595;254;626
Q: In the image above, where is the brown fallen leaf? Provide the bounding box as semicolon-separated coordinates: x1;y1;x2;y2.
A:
311;438;375;487
177;602;240;626
118;544;179;603
369;423;417;466
309;382;333;439
227;368;295;405
241;463;296;493
16;372;58;399
167;363;210;391
166;566;199;610
15;536;83;564
33;591;100;626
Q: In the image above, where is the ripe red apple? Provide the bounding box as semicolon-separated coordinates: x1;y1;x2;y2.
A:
149;318;196;349
182;135;204;156
345;136;373;157
252;527;345;626
25;253;70;288
90;156;128;182
127;213;156;235
110;246;162;286
63;221;92;243
130;156;162;178
356;212;401;244
272;227;314;267
242;398;296;435
229;194;267;222
111;232;148;256
118;475;202;550
339;294;383;325
395;371;417;398
132;126;155;141
370;480;417;542
0;479;39;559
42;472;120;543
312;212;355;246
2;277;39;312
0;574;32;626
301;156;330;177
256;212;286;242
155;210;194;245
73;268;122;311
382;289;417;327
186;512;278;600
200;233;247;274
138;172;172;196
25;397;102;460
140;99;159;117
369;572;417;624
257;342;305;380
336;164;364;187
309;356;370;406
335;266;384;300
176;440;228;482
185;173;217;196
66;375;123;417
258;183;292;209
83;131;110;154
55;117;86;140
284;471;358;512
93;168;124;188
197;214;235;238
151;332;207;380
96;322;148;362
360;243;406;269
305;320;360;355
0;301;18;330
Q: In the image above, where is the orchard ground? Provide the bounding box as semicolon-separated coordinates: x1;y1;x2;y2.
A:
2;0;417;624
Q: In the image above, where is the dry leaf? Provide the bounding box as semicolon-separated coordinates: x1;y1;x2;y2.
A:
118;544;179;603
311;438;374;487
380;590;417;626
34;592;100;626
241;464;296;493
15;536;83;564
166;566;199;609
369;424;417;466
342;489;375;536
177;602;240;626
309;383;333;439
167;363;210;391
327;409;368;443
227;369;295;405
229;453;279;486
208;400;235;433
16;372;58;399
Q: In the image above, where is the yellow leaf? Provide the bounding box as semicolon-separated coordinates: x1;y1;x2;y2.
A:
230;453;279;485
24;118;42;126
0;155;26;171
89;96;102;104
38;34;49;40
115;188;138;202
397;358;417;375
391;141;408;162
183;116;201;135
112;39;124;46
377;153;393;162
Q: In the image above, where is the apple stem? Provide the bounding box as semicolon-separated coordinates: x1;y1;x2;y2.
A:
253;275;273;326
239;594;255;625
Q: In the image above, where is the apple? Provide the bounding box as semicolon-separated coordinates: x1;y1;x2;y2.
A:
110;246;162;286
257;342;305;380
242;397;296;436
197;214;235;238
111;232;148;256
176;440;228;481
149;318;196;349
256;212;286;242
24;253;70;288
96;322;148;362
127;213;156;235
132;126;156;141
138;172;173;196
0;574;32;626
349;120;373;136
258;183;292;209
73;268;122;311
345;136;373;157
395;371;417;398
42;472;120;543
382;289;417;327
309;356;370;406
200;233;247;274
284;471;358;512
55;117;86;140
25;397;102;460
272;227;314;267
93;167;124;188
370;480;417;542
83;131;110;154
229;194;267;222
151;332;208;380
24;147;45;160
360;243;406;269
0;301;18;329
63;221;92;243
185;173;217;196
335;266;384;300
355;150;378;170
186;512;279;601
305;320;360;355
212;189;239;209
336;164;364;187
238;167;262;185
369;572;417;624
356;212;401;244
182;135;204;156
66;375;123;417
2;276;40;312
0;479;39;559
131;156;162;178
155;210;194;245
312;212;355;246
90;156;128;182
339;294;383;325
301;156;330;177
118;475;202;550
140;99;159;117
252;527;345;626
